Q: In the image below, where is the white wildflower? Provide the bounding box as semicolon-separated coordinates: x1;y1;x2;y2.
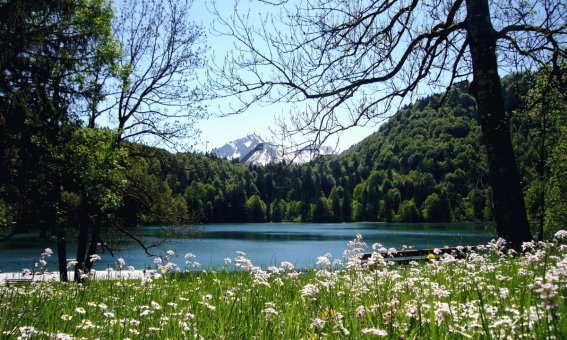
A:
301;284;319;299
361;328;388;336
554;230;567;240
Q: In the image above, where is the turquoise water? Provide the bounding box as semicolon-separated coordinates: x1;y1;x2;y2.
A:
0;222;495;272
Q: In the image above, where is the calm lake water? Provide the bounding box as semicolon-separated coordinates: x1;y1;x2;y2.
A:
0;222;495;272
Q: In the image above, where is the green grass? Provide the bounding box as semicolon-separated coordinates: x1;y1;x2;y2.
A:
1;235;566;339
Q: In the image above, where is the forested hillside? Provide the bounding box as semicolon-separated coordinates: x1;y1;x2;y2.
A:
145;82;491;225
113;74;563;238
2;74;563;238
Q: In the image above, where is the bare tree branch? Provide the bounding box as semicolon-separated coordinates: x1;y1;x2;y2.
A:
89;0;207;150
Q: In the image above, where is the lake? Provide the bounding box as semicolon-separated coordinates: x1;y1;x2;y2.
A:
0;222;495;273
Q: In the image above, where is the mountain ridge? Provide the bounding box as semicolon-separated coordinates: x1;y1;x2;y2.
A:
212;134;333;165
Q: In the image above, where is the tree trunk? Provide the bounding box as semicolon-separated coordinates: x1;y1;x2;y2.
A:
57;235;68;282
75;201;90;282
465;0;532;248
85;217;101;272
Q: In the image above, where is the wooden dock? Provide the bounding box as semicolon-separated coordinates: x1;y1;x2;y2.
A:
362;246;477;261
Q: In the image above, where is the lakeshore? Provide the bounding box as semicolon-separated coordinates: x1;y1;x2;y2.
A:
1;235;565;339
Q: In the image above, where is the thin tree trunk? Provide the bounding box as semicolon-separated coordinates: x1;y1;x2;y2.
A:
537;100;547;241
465;0;532;248
57;234;68;282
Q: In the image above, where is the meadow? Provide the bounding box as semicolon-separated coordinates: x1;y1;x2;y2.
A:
1;232;566;339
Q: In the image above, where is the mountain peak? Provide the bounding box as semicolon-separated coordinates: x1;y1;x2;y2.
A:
212;135;333;165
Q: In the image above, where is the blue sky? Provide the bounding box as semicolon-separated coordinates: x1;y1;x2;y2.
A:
191;0;380;153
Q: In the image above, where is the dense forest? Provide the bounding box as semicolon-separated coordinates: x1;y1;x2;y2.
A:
49;73;558;238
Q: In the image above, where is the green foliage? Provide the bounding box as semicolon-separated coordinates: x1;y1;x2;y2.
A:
0;0;120;239
270;199;286;223
64;128;127;213
398;200;421;222
509;66;566;239
311;195;333;222
545;131;567;237
246;194;267;222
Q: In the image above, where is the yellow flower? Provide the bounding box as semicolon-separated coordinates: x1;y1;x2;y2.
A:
321;308;337;320
427;253;436;260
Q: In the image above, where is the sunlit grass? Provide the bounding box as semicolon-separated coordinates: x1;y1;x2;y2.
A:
1;232;566;339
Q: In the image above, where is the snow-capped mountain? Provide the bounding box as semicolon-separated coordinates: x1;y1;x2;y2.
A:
212;134;333;166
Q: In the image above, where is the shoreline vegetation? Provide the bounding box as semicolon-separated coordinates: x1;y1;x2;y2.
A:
2;232;565;339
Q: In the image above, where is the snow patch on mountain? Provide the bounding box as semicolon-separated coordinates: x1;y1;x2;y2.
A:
212;134;333;165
